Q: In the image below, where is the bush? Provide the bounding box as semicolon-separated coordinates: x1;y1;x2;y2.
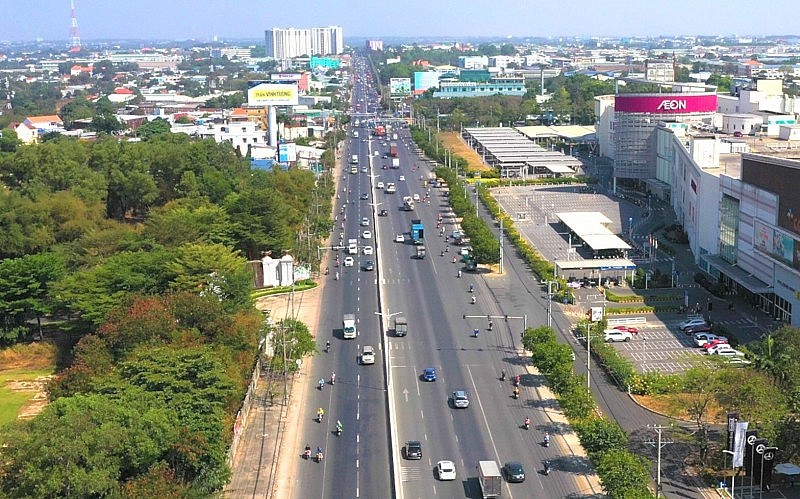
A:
574;417;629;457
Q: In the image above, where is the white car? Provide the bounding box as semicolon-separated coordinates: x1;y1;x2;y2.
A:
361;345;375;365
412;193;420;202
604;329;633;342
376;181;385;189
678;318;707;331
395;234;405;243
361;217;370;227
694;333;725;347
343;256;354;267
362;245;373;255
399;175;405;181
714;348;745;358
362;230;372;239
437;460;456;481
706;343;736;355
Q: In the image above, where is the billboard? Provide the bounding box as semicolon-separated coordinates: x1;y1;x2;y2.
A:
614;93;717;114
754;220;774;254
247;81;299;106
389;78;411;96
741;156;800;237
278;142;297;163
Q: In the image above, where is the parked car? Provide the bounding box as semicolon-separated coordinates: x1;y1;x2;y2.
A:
702;338;730;351
678;318;707;331
422;367;437;382
437;460;456;481
604;329;633;342
684;323;712;335
404;440;422;460
694;333;724;347
360;345;375;365
452;390;469;408
706;344;737;355
613;325;640;334
714;348;745;358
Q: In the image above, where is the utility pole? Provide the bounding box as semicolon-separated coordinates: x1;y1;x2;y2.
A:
499;217;504;274
544;280;557;328
645;424;674;497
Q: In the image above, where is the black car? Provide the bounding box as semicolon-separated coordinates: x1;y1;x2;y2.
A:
379;209;388;217
360;193;369;200
684;323;712;335
361;260;374;271
502;461;525;483
405;440;422;460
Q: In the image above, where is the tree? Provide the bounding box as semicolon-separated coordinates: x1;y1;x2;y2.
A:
137;117;171;141
271;318;316;372
0;128;21;152
167;243;253;312
576;418;629;457
59;96;95;128
500;43;516;56
596;449;654;498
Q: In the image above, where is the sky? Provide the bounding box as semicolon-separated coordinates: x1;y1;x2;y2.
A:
2;0;799;43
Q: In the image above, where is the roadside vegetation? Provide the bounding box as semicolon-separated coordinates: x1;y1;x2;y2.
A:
0;130;336;495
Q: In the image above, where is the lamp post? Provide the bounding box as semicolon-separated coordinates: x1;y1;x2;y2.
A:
721;449;737;498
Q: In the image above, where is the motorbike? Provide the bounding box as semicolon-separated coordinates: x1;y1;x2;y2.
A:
488;321;493;331
317;413;324;423
325;341;331;353
330;374;336;385
513;388;520;399
470;295;476;305
336;423;342;436
473;328;480;338
303;447;312;460
469;285;474;293
500;370;507;381
543;461;551;475
513;375;521;387
543;435;550;448
457;270;462;278
318;379;325;390
316;451;324;463
523;419;530;430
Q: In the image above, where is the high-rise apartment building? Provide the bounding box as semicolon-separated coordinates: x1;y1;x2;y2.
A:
265;26;343;59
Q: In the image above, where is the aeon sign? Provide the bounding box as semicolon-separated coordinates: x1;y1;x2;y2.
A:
656;99;687;111
615;94;717;114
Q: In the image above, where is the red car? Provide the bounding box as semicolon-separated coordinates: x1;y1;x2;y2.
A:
613;325;639;334
702;338;729;351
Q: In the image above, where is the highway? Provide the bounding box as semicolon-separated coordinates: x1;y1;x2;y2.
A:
291;56;593;498
288;63;392;498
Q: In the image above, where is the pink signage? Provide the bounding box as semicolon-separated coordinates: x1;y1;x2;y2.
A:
615;94;717;114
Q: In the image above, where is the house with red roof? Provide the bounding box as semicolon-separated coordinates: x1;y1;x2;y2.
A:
15;115;65;143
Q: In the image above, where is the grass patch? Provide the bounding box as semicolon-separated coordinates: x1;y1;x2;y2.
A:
251;280;318;299
0;386;35;426
634;393;726;424
0;342;58;371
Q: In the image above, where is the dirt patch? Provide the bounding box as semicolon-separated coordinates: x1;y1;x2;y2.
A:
634;393;726;424
0;342;58;372
439;132;490;171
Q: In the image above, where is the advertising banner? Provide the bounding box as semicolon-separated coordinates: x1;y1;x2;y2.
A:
754;220;774;255
773;231;794;265
614;94;718;114
389;78;411;96
247;81;299;106
278;142;297;163
732;421;748;467
726;412;739;453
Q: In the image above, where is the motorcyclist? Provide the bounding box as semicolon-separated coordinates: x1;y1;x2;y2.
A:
304;444;312;459
445;245;449;252
330;372;336;385
513;386;520;399
457;270;462;278
325;266;329;275
473;328;480;338
544;432;551;446
471;295;476;304
317;408;324;421
544;460;551;475
514;374;521;386
316;447;324;462
335;271;339;280
452;256;457;264
488;320;493;330
524;417;531;429
501;369;507;381
469;284;474;293
318;378;325;390
336;420;343;435
326;340;331;352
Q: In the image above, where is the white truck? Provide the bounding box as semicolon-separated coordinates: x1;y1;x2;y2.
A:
343;313;357;339
350;154;359;165
477;461;502;498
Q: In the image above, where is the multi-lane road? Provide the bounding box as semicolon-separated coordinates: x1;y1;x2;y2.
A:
287;58;594;498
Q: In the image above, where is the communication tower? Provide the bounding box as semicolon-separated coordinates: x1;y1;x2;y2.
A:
69;0;81;53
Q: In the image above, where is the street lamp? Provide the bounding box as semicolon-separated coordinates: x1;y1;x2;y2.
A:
721;450;737;498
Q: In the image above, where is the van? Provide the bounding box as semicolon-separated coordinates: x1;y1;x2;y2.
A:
347;238;358;255
343;313;357;339
350;154;359;165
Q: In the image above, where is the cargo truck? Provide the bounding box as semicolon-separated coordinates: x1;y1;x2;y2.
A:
391;157;400;169
343;313;357;339
477;461;502;498
393;316;408;337
402;196;415;211
389;143;398;157
410;219;424;245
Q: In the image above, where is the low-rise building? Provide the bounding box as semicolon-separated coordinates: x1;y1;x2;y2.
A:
15;115;65;143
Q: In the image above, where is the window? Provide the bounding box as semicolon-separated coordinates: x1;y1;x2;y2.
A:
719;194;739;264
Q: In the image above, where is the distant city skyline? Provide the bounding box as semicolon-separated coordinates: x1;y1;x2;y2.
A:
2;0;800;44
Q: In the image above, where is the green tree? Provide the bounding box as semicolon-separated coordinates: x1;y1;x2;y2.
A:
137;117;172;141
0;128;21;152
500;43;516;56
271;318;317;372
596;449;654;498
167;242;253;312
59;96;95;128
576;418;629;457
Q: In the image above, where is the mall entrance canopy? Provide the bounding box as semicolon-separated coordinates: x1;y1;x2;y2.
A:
554;258;637;284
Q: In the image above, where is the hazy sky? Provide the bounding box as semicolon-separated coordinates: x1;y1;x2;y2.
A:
3;0;799;43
